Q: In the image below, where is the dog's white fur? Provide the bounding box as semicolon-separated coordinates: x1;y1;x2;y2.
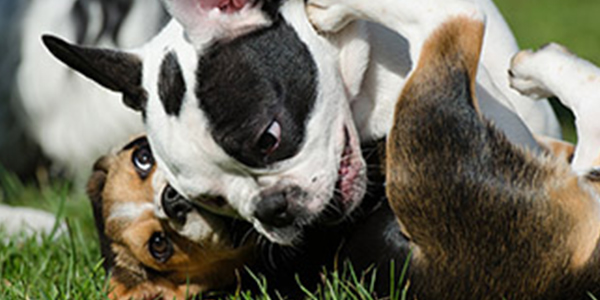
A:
15;0;164;178
307;0;561;143
510;43;600;172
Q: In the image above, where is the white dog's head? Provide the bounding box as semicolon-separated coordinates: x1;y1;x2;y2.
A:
43;0;366;245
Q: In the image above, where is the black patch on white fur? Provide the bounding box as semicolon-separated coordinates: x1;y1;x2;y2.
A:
71;0;90;44
159;52;186;116
70;0;168;46
99;0;134;44
71;0;134;45
196;17;318;169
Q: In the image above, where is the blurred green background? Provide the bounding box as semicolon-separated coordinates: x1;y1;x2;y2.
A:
497;0;600;65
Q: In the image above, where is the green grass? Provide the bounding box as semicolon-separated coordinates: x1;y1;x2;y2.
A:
0;171;109;299
1;1;599;299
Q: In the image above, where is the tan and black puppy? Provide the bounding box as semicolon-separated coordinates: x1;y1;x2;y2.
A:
87;136;255;300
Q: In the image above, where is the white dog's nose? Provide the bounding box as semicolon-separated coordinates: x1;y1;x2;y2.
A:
255;187;304;227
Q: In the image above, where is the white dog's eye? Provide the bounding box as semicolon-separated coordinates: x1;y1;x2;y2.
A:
257;120;281;155
132;146;154;178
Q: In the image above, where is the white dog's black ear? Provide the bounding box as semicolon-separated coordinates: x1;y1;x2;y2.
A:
42;35;147;112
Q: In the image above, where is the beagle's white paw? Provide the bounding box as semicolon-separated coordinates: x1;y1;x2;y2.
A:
509;43;574;99
509;43;574;100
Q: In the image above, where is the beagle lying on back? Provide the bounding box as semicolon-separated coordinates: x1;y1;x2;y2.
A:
86;136;255;300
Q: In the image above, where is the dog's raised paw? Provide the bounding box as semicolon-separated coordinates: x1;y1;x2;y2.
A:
306;0;358;33
509;50;554;100
509;43;574;100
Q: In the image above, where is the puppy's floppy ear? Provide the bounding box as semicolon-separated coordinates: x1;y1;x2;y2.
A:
42;35;147;112
86;164;115;273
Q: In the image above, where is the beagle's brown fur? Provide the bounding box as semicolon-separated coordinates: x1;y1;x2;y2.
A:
386;16;600;299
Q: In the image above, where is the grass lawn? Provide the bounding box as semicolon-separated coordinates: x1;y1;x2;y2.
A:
1;0;599;299
0;172;108;298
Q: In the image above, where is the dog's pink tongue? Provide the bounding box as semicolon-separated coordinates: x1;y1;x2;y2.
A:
200;0;248;12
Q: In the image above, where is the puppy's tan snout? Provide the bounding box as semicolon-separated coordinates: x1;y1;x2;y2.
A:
255;186;304;228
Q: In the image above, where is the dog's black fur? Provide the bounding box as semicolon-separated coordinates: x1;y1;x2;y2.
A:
197;17;319;168
70;0;168;45
159;52;187;116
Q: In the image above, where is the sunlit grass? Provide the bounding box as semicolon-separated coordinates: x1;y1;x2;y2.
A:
0;170;108;299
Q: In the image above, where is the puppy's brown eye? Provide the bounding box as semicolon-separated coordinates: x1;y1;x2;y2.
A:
587;169;600;182
148;232;173;263
257;120;281;155
132;146;154;178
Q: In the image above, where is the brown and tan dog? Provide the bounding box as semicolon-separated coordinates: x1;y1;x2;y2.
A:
87;136;255;300
384;15;600;300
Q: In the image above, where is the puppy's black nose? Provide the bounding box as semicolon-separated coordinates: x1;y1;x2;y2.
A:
161;185;193;225
254;190;296;228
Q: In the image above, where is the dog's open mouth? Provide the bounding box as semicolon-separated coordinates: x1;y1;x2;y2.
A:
332;126;366;216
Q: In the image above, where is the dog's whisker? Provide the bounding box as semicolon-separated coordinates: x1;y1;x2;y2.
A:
238;226;257;248
267;242;279;271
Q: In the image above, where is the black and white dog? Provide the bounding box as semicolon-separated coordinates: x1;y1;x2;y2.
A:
43;0;559;244
44;0;366;245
